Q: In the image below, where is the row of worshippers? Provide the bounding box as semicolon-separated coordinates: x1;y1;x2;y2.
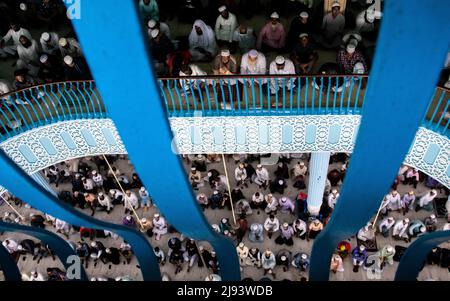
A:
380;189;439;215
0;21;91;100
236;243;312;278
148;2;370;77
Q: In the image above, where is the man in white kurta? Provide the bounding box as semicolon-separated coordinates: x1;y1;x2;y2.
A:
59;37;82;58
393;218;410;242
385;190;401;211
253;164;269;188
328;189;340;209
40;32;60;55
264;194;278;214
378;217;395;237
264;215;280;239
152;214;168;241
417;190;437;212
16;36;40;77
234;163;248;187
215;6;238;47
269;56;296;94
0;23;31;57
179;64;207;92
240;49;266;86
124;190;139;213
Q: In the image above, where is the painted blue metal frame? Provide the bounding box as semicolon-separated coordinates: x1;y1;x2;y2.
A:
68;0;240;280
309;0;450;281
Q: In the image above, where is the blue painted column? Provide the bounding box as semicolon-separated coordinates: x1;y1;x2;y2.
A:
307;152;331;216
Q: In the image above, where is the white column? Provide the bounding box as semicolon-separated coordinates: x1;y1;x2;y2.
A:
307;152;331;216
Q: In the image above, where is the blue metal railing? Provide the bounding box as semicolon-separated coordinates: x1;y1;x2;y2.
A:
0;76;448;143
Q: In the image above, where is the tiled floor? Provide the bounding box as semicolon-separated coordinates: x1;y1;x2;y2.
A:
1;153;449;281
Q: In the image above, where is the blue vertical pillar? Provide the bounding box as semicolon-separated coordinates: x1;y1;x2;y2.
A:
307;152;330;216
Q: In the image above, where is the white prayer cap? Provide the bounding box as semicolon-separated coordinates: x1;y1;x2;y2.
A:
301;254;307;259
109;189;115;194
359;245;365;251
218;5;227;13
283;222;289;228
221;49;231;57
386;246;394;253
353;62;365;74
299;33;309;39
430;214;436;219
140;187;146;192
92;170;97;174
431;189;437;194
211;251;216;255
19;3;27;11
213;190;219;195
126;215;132;221
90;242;96;247
17;245;23;251
207;172;212;177
332;189;338;194
281;255;287;261
281;197;287;201
41;32;51;42
83;192;88;197
148;19;157;29
257;164;262;168
420;226;426;233
251;224;258;231
4;212;9;217
299;161;305;166
388;216;394;220
141;218;147;223
332;1;341;8
154;213;160;218
98;192;104;196
221;218;228;223
249;49;258;58
299;12;309;18
270;12;280;19
346;44;356;54
404;218;410;223
150;29;160;39
39;54;48;64
59;38;68;47
191;167;196;171
278;180;284;185
275;56;285;65
239;242;244;248
64;55;74;65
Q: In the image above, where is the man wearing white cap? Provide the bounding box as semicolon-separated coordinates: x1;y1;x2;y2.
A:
91;170;103;188
269;56;296;94
351;245;367;272
178;64;207;96
189;20;218;62
264;214;280;239
416;189;438;212
0;22;31;58
279;196;295;214
55;218;71;239
337;43;367;74
393;218;410;242
16;35;40;77
287;11;314;48
292;252;310;272
330;254;344;273
59;37;82;58
188;166;203;190
236;242;249;266
384;190;401;212
40;32;60;56
291;33;318;74
264;194;279;215
149;28;174;75
234;162;248;188
320;1;345;48
328;189;340;210
213;49;238;76
355;8;376;34
357;223;375;242
139;187;152;211
253;164;270;189
261;250;276;277
152;213;168;241
249;223;264;242
257;12;286;52
97;192;113;213
233;25;256;53
408;219;426;238
124;190;139;214
379;245;396;267
378;216;395;237
215;5;238;48
424;214;438;232
63;55;90;81
147;19;171;40
275;223;295;246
